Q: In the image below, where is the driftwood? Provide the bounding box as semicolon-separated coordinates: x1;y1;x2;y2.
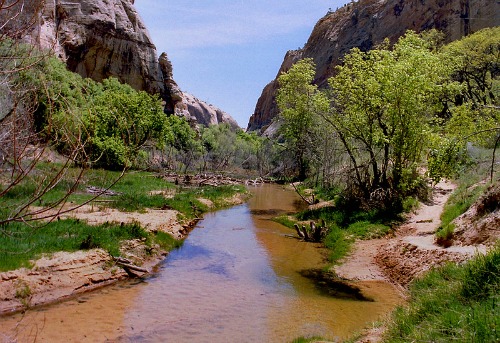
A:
294;224;305;238
294;221;327;242
302;225;310;241
86;186;122;196
114;257;148;276
162;172;242;187
290;182;314;205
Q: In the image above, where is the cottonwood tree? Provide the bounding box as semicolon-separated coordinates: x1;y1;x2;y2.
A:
276;58;329;181
325;31;460;206
428;27;500;183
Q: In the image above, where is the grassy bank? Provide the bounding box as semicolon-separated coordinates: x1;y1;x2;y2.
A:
385;245;499;342
0;168;246;272
0;220;181;272
435;146;498;243
275;206;394;265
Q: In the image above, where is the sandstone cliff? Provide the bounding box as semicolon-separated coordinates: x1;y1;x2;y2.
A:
18;0;238;128
247;0;500;132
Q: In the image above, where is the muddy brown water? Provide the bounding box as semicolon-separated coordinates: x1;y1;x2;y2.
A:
0;184;402;342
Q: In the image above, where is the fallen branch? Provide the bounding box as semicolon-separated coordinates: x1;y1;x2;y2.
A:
114;257;148;274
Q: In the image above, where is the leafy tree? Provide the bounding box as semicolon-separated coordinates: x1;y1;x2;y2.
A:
276;58;329;180
201;124;238;172
325;31;460;204
428;28;500;182
164;114;202;173
0;1;99;226
86;78;169;169
36;59;170;170
445;27;500;107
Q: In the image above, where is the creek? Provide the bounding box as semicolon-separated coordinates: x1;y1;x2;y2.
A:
0;184;402;342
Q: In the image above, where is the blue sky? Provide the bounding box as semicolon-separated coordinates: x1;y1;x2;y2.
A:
135;1;349;128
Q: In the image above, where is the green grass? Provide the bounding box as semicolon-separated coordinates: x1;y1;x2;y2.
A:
0;219;180;272
401;196;419;213
323;224;353;264
436;176;487;244
3;167;245;215
290;337;323;343
159;184;245;219
273;215;296;229
346;221;392;240
440;184;486;229
434;146;497;243
385;245;500;342
280;204;395;265
1;167;246;272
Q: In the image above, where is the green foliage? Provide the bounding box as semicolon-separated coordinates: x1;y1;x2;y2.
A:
385;246;500;342
462;247;500;301
327;31;459;198
290;337;323;343
201;124;238;171
436;182;486;243
34;57;172;170
153;231;183;252
445;27;500;107
401;196;419;213
199;124;266;174
276;58;330;180
427;135;469;183
346;221;391;240
428;27;500;182
272;215;296;229
162;184;245;218
441;180;487;228
435;223;455;246
0;220;150;271
323;224;352;264
275;29;498;218
87;78;169;169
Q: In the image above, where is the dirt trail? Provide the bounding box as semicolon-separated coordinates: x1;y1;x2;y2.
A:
333;180;492;343
401;181;487;255
334;180;487;285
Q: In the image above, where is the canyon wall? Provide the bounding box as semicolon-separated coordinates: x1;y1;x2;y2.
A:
247;0;500;132
16;0;238;128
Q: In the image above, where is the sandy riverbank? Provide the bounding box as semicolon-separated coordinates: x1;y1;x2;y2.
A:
332;181;498;343
0;195;246;315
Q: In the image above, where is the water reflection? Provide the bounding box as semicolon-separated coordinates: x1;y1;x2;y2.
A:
0;184;402;343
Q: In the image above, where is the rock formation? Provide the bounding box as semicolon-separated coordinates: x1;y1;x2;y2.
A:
37;0;164;95
158;53;239;130
247;0;500;132
16;0;238;128
180;93;240;130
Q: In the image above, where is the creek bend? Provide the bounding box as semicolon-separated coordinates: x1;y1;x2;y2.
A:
0;184;402;342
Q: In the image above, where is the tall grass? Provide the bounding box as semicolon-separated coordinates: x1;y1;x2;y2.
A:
323;224;353;264
281;206;393;265
0;219;180;272
3;167;245;214
436;148;491;243
385;245;500;342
